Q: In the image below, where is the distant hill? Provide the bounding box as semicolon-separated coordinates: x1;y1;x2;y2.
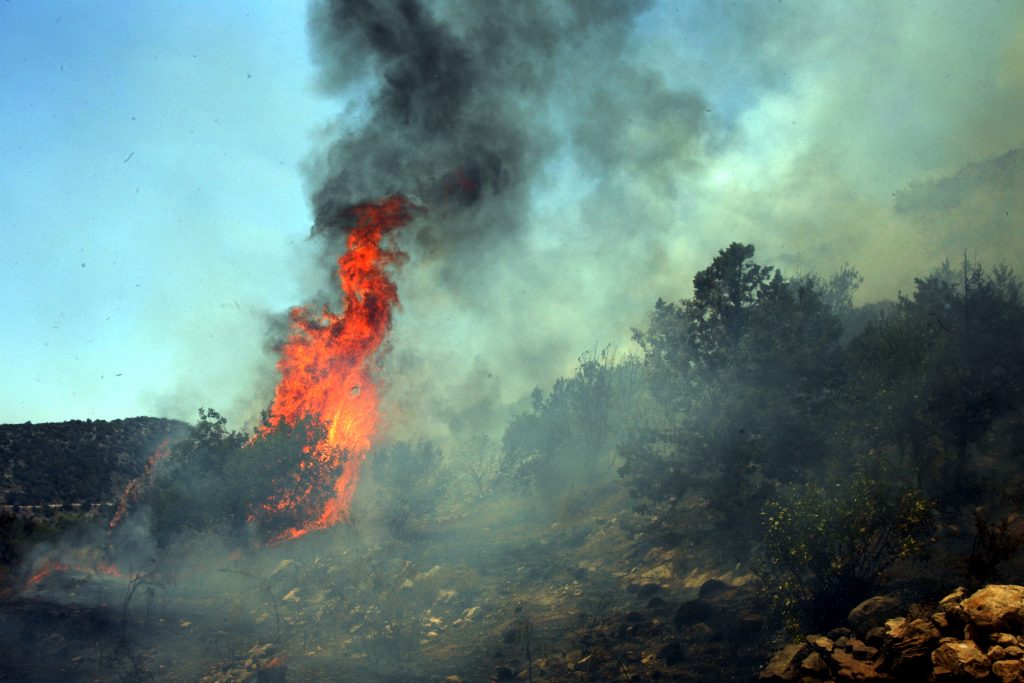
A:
0;418;189;505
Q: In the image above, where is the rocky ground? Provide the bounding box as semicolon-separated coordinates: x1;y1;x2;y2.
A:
0;484;780;682
761;584;1024;683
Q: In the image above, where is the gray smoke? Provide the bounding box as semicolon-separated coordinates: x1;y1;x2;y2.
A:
301;0;708;442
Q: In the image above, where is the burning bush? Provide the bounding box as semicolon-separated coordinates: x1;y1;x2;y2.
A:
142;409;346;546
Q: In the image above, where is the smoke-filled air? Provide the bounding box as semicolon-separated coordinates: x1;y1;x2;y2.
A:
2;1;1024;681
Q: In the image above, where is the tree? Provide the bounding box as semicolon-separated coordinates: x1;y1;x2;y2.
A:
498;349;651;492
845;258;1024;495
144;409;343;546
364;440;447;538
620;244;849;542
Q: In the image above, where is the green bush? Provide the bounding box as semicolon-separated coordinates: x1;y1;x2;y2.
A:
365;440;447;538
757;463;934;631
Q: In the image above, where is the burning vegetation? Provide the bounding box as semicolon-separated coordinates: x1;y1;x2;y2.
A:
257;195;414;540
4;242;1024;681
2;1;1024;682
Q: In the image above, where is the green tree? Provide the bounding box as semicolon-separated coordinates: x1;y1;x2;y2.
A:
845;258;1024;495
620;244;850;543
498;349;650;492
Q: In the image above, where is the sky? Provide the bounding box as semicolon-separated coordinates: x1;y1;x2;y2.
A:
1;1;1022;434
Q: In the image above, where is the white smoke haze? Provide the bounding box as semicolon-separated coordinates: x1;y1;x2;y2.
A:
2;3;1023;681
284;0;1024;446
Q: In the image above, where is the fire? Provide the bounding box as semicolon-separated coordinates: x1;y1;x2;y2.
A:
258;196;413;539
26;560;70;586
110;438;172;528
25;558;122;588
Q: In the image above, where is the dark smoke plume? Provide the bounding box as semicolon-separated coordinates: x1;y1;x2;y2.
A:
301;0;713;443
307;0;649;257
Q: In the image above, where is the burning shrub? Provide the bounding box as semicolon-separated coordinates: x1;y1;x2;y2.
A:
143;409;344;546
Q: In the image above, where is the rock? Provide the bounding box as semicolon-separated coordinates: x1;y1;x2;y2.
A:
830;646;892;681
848;638;876;661
939;586;968;611
884;617;940;678
799;651;828;675
674;599;713;628
992;659;1024;683
573;655;599;672
493;665;516;680
698;579;730;599
961;585;1024;632
760;643;811;682
637;583;663;600
658;641;685;666
625;610;645;623
864;626;887;647
738;611;767;635
806;635;834;653
682;622;715;642
828;627;854;640
647;596;669;610
256;666;286;683
849;595;903;637
931;640;991;679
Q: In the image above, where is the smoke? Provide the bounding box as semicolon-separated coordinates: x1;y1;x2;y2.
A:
299;0;712;443
292;0;1024;447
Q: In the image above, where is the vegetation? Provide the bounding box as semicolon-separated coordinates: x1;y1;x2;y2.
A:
0;417;187;505
5;242;1024;639
757;462;934;631
364;439;448;538
499;348;650;492
146;408;344;546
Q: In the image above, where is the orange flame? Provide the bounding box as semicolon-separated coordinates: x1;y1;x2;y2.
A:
110;438;172;528
25;559;122;588
259;196;412;539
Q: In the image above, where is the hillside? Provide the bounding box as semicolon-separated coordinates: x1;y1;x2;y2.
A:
0;417;188;505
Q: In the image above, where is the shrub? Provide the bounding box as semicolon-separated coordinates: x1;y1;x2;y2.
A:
757;463;934;631
365;440;448;538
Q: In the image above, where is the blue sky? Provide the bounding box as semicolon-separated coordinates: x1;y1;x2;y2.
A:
1;3;336;424
2;1;1022;432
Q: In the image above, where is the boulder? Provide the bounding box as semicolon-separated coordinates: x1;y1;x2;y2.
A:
760;643;811;682
883;617;940;677
992;659;1024;683
698;578;730;599
636;583;663;600
931;640;991;680
961;585;1024;632
674;599;713;629
830;646;892;681
849;596;903;637
658;641;685;666
800;651;828;676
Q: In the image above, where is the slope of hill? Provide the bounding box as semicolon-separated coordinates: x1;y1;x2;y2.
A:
0;418;188;505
